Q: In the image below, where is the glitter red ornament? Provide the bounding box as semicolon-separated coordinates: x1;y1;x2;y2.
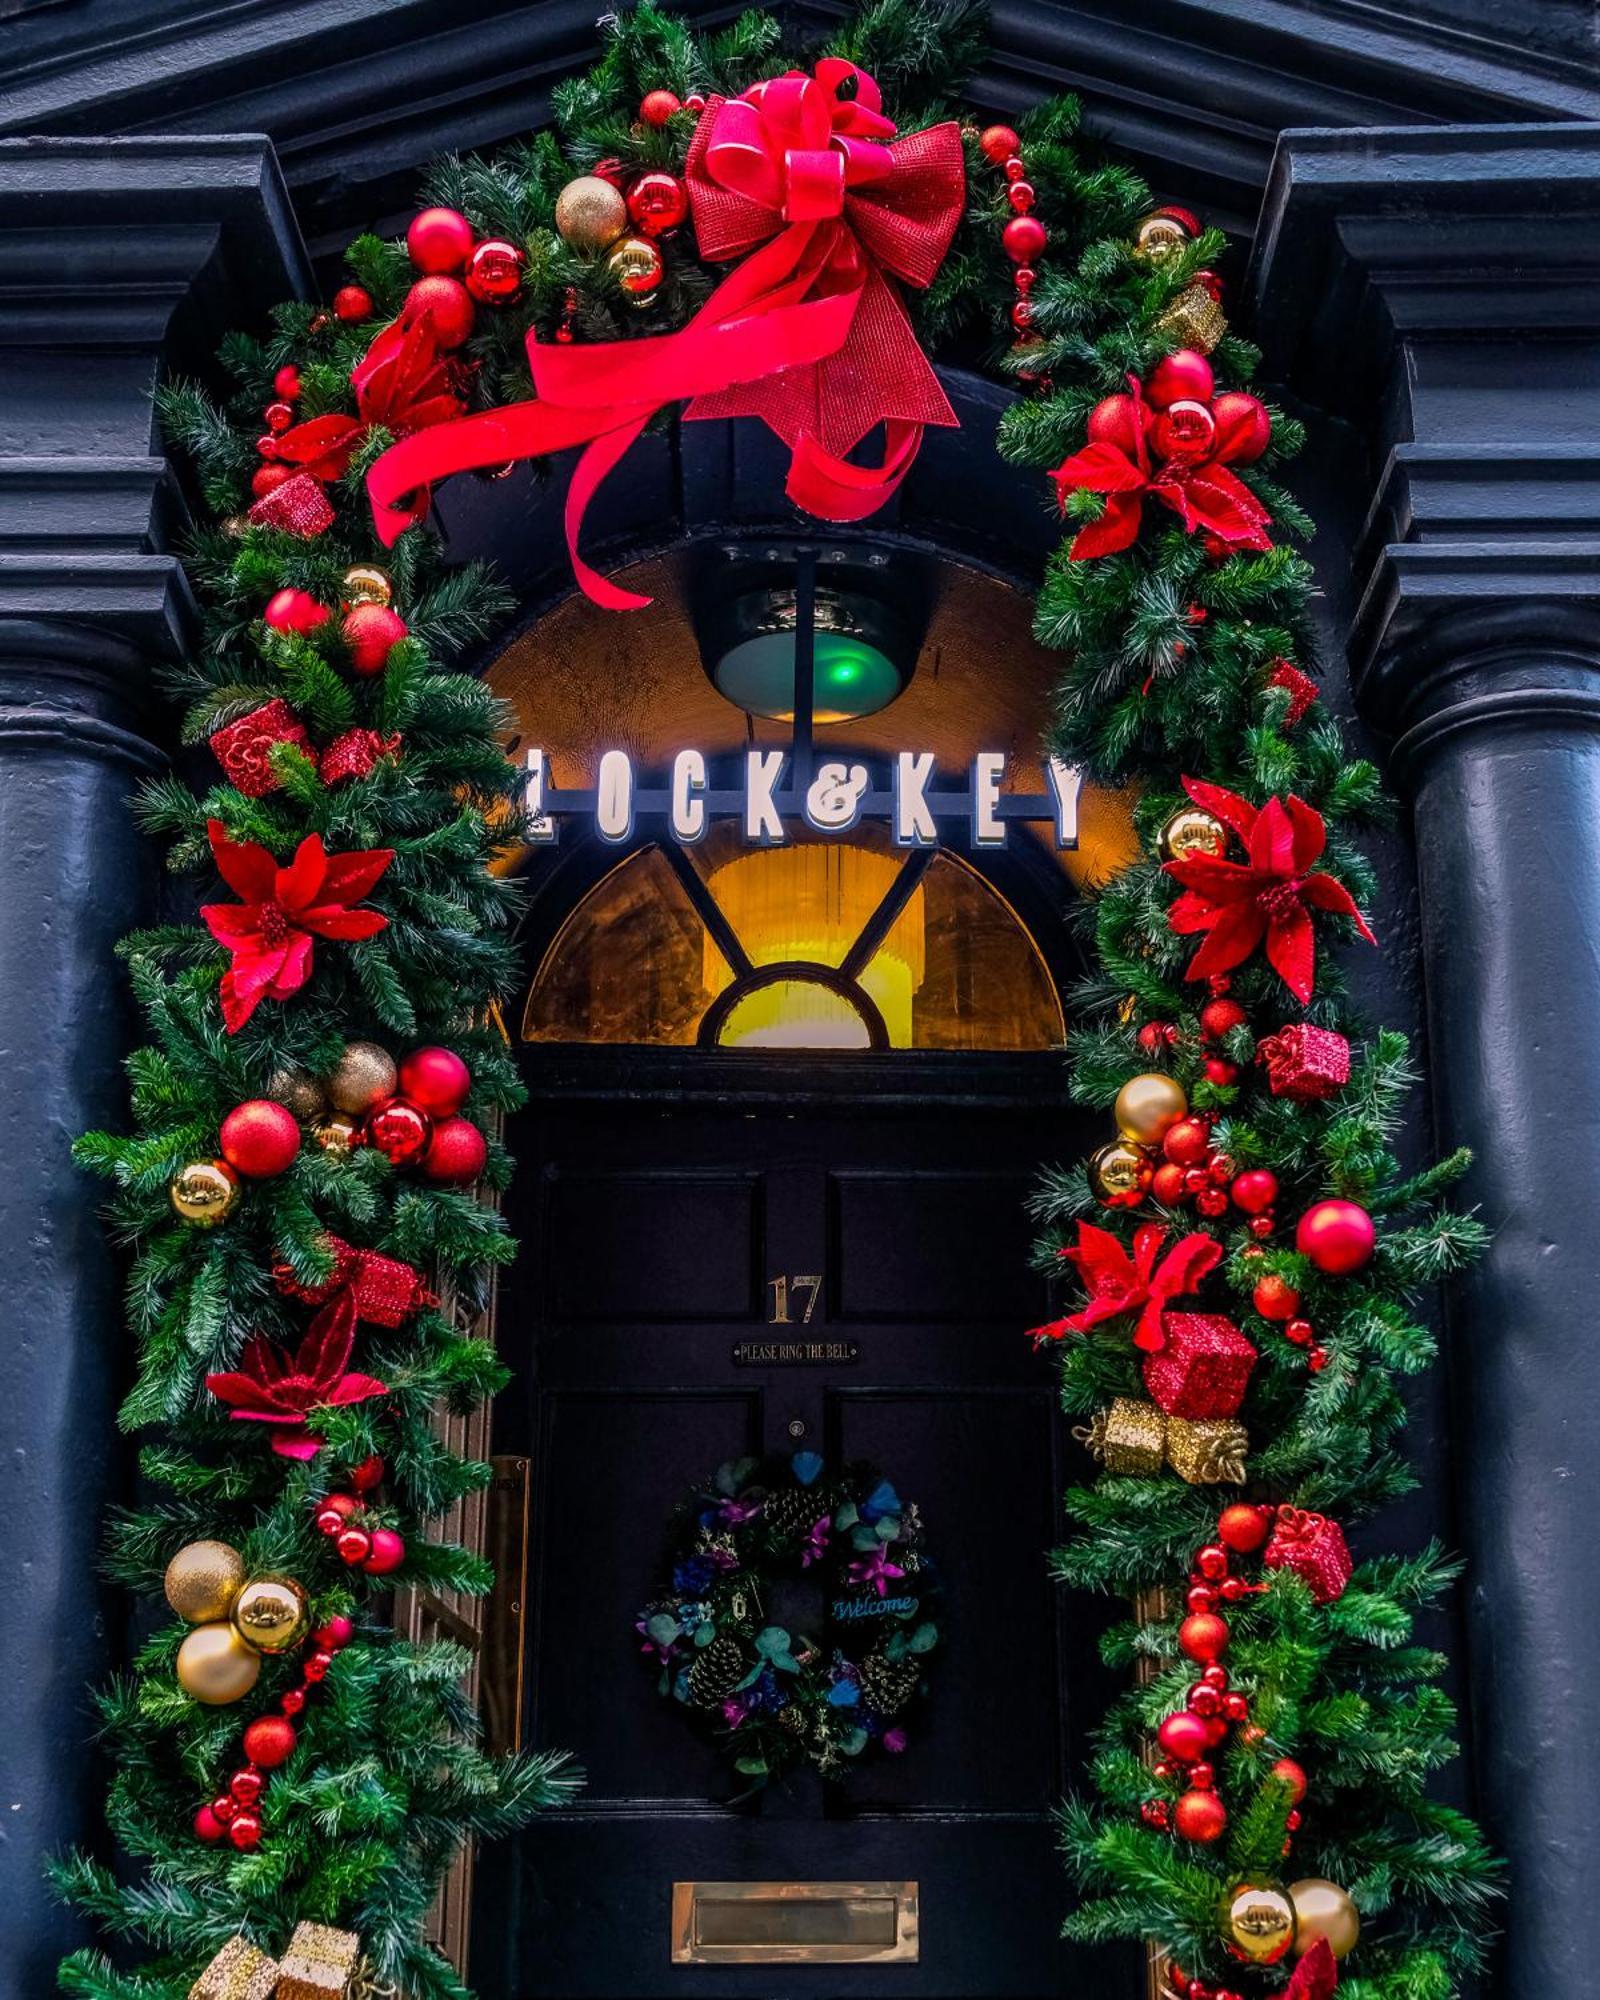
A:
1174;1788;1228;1842
343;603;408;676
1199;997;1246;1039
423;1114;488;1184
626;171;689;237
242;1714;297;1768
1259;1023;1351;1101
364;1098;432;1166
246;471;335;538
398;1045;471;1116
332;285;372;322
1162;1117;1211;1167
362;1526;406;1575
1252;1274;1300;1321
1271;1756;1308;1804
1268;658;1320;728
979;125;1020;162
1217;1503;1271;1553
273;364;302;400
1264;1507;1353;1603
404;274;475;348
209;699;314;799
1296;1198;1376;1274
263;587;329;635
407;205;475;274
320;726;400;785
251;461;293;499
465;238;527;304
1178;1611;1230;1664
219;1099;301;1179
1143;1312;1257;1420
639;88;681;126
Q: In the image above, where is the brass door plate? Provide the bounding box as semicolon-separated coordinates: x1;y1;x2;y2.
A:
671;1881;919;1965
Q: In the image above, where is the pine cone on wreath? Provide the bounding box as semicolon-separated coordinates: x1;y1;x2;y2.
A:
760;1484;830;1541
686;1634;746;1709
857;1653;923;1719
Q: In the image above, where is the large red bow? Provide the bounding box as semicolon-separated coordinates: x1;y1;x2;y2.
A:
1029;1221;1222;1353
364;63;964;610
204;1291;387;1460
1051;378;1272;560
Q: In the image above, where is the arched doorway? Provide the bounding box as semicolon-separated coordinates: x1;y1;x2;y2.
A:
469;544;1137;1998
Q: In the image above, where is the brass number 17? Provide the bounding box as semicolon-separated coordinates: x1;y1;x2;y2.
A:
767;1274;823;1325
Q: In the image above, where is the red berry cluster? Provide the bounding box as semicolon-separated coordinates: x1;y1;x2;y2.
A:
979;124;1049;372
315;1456;407;1575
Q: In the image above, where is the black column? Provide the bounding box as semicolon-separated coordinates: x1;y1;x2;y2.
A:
0;140;310;1990
1248;127;1600;2000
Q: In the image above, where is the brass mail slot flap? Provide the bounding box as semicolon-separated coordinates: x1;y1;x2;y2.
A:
671;1880;919;1964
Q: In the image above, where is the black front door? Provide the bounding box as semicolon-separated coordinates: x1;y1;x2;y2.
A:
474;1066;1119;1999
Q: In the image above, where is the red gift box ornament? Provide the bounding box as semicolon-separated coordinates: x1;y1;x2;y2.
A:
245;469;336;538
273;1233;434;1327
1142;1310;1258;1420
1259;1022;1351;1102
209;699;314;798
1263;1505;1353;1604
320;727;401;786
364;59;965;611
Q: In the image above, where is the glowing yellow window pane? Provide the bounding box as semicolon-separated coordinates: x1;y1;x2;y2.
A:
716;980;874;1050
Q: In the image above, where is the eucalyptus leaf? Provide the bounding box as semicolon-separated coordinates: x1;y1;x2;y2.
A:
908;1622;938;1655
851;1523;879;1552
840;1727;870;1756
693;1624;716;1649
646;1614;681;1648
834;1501;859;1531
875;1515;902;1542
734;1755;769;1777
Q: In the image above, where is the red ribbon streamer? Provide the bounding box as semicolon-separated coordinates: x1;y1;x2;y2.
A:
364;66;964;610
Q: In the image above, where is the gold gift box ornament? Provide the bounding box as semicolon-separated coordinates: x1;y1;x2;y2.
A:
1075;1395;1248;1484
189;1924;371;2000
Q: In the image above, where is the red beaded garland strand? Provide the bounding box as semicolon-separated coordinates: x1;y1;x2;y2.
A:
981;126;1049;377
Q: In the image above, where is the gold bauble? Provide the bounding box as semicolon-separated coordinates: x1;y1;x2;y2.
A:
170;1159;240;1227
1133;212;1191;264
311;1112;364;1158
267;1063;326;1121
1159;805;1226;862
176;1621;262;1705
1227;1882;1296;1965
230;1573;311;1655
1088;1140;1147;1203
1289;1879;1360;1961
554;175;629;251
326;1039;398;1114
1114;1072;1189;1145
163;1539;246;1625
606;233;664;302
342;564;392;608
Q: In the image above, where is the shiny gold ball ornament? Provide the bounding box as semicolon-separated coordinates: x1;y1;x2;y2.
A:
1114;1072;1189;1145
607;234;665;302
326;1039;398;1114
311;1111;364;1158
230;1574;311;1655
1158;805;1227;862
1089;1140;1148;1206
169;1159;240;1227
341;564;392;608
267;1063;326;1121
554;175;629;252
176;1621;262;1705
1289;1879;1361;1961
1227;1882;1297;1965
1133;211;1193;264
163;1540;246;1625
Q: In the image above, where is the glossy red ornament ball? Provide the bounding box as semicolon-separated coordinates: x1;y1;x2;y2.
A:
1270;1756;1308;1804
229;1767;264;1807
979;124;1020;162
1296;1198;1376;1274
343;603;408;676
407;205;475;274
1146;348;1214;409
365;1097;432;1166
251;462;294;499
626;171;690;237
1252;1275;1300;1321
263;587;329;635
1152;1162;1188;1206
640;88;682;126
220;1099;301;1179
404;274;475;348
1199;997;1246;1039
1204;1056;1240;1085
1212;390;1272;464
1231;1169;1279;1216
1162;1117;1211;1167
303;1648;336;1683
1157;1710;1211;1762
399;1045;471;1117
1185;1583;1216;1614
332;284;372;323
229;1813;262;1852
423;1114;488;1185
362;1526;406;1576
210;1794;237;1825
1140;1798;1171;1830
194;1804;225;1843
1137;1021;1173;1053
243;1715;297;1768
1178;1612;1229;1663
1187;1682;1221;1717
1002;214;1046;263
279;1687;307;1717
1200;1662;1229;1690
273;364;302;400
1194;1544;1229;1582
1006;180;1036;213
1151;400;1216;461
264;401;294;434
314;1614;355;1652
1217;1503;1271;1553
1173;1788;1228;1843
348;1452;387;1493
336;1525;373;1566
465;238;527;304
1195;1187;1228;1218
1285;1318;1315;1346
316;1492;359;1535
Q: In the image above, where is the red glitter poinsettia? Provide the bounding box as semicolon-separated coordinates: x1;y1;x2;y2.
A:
1162;778;1374;1004
1029;1220;1221;1353
1285;1940;1338;2000
200;818;393;1032
205;1290;387;1459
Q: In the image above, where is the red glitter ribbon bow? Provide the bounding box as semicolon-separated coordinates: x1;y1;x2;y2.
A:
364;62;964;610
1029;1220;1222;1353
204;1291;388;1459
1162;778;1374;1004
1050;377;1273;560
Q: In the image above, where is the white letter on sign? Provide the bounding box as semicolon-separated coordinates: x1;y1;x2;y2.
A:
523;747;556;845
972;751;1006;846
745;750;786;843
1045;757;1083;848
596;749;634;843
671;749;707;842
804;761;869;831
894;751;937;846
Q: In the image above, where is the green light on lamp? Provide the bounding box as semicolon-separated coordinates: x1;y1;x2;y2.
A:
714;630;902;722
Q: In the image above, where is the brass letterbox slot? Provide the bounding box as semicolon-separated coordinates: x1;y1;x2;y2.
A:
671;1880;919;1965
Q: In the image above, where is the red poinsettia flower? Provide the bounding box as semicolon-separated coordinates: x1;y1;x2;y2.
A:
1285;1940;1337;2000
1162;778;1374;1005
205;1290;387;1460
200;819;393;1033
1028;1220;1222;1353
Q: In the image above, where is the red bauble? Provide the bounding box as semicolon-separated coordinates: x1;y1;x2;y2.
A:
1187;1683;1220;1717
1178;1612;1229;1663
1194;1544;1229;1582
210;1794;236;1825
1173;1788;1227;1843
1296;1198;1376;1274
1157;1710;1211;1763
348;1452;386;1493
1199;997;1245;1039
303;1648;336;1682
1146;349;1214;410
194;1804;225;1843
640;88;682;126
1002;214;1046;263
273;364;302;400
626;171;690;237
229;1767;264;1807
1217;1503;1271;1553
365;1097;433;1166
1087;393;1140;454
280;1687;307;1717
407;205;475;274
1211;391;1271;464
336;1525;373;1566
979;124;1021;162
399;1045;471;1116
316;1492;359;1535
1230;1169;1278;1215
1152;1162;1188;1206
219;1099;301;1179
343;603;408;676
332;285;372;322
403;274;475;348
1151;400;1216;461
314;1614;355;1651
264;401;294;434
1137;1021;1173;1053
229;1813;262;1852
1140;1798;1171;1830
1162;1117;1211;1167
465;237;527;304
1252;1275;1300;1321
1204;1056;1239;1085
243;1715;297;1768
1194;1187;1228;1218
362;1526;406;1575
423;1114;488;1185
263;587;329;635
251;461;294;499
1270;1756;1308;1804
